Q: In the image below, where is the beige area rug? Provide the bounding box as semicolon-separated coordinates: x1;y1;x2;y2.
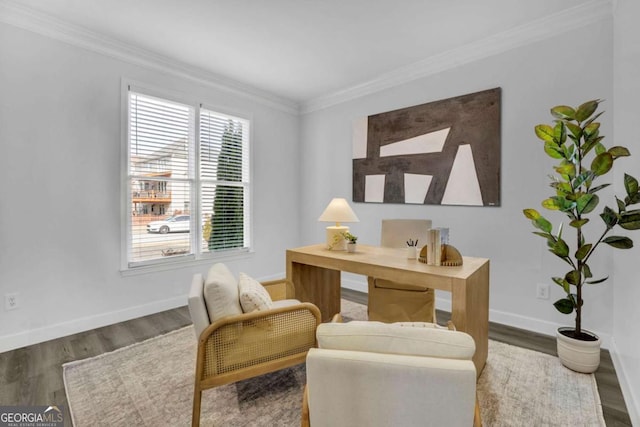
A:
63;300;605;426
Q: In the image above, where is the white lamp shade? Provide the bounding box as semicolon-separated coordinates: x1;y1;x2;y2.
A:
318;198;360;224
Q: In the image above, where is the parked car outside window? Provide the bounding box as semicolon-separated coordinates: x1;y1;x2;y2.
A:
146;215;190;234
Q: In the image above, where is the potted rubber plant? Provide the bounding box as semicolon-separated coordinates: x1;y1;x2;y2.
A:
523;99;640;373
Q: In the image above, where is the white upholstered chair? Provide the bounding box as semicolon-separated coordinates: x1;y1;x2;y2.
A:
301;321;481;427
188;263;321;427
368;219;437;322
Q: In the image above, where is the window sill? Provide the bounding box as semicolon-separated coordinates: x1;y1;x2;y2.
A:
120;249;254;277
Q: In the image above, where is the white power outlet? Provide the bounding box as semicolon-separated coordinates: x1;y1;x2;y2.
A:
5;293;19;310
536;283;550;300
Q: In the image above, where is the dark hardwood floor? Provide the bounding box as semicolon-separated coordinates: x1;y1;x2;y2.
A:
0;288;631;426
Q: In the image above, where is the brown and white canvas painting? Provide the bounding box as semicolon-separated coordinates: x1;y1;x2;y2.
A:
352;88;501;206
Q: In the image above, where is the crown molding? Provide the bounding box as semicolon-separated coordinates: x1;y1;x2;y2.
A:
301;0;614;114
0;0;614;116
0;0;299;115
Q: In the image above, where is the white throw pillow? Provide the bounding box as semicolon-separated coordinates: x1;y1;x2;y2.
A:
203;263;243;322
238;272;274;313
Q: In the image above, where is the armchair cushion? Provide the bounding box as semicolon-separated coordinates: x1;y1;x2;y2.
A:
203;263;243;322
238;272;274;313
316;321;475;360
188;274;210;339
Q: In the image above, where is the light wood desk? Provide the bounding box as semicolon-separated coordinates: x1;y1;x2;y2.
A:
286;244;490;375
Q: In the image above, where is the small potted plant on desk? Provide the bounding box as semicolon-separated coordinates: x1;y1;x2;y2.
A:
342;232;358;252
523;99;640;373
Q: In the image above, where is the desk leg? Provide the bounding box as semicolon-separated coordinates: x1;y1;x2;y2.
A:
287;261;341;323
451;262;489;377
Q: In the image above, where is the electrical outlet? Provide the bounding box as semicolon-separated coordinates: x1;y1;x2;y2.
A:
5;293;19;311
536;283;550;300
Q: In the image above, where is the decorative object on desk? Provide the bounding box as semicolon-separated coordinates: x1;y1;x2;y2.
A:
523;99;640;373
318;198;359;250
421;228;452;265
419;244;463;266
352;88;501;206
406;238;419;259
342;231;358;253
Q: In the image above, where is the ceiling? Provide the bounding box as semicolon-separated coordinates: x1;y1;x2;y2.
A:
8;0;601;105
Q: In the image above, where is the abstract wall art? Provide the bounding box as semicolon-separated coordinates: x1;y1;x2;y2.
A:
352;88;501;206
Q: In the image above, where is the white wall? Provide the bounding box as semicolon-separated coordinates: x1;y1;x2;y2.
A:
0;23;301;351
300;20;616;343
613;0;640;424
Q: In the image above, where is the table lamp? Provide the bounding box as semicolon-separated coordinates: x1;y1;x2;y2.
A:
318;198;359;250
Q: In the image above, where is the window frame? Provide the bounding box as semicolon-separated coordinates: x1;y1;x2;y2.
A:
120;80;253;273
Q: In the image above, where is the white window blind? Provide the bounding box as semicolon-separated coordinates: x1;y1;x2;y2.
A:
126;88;250;268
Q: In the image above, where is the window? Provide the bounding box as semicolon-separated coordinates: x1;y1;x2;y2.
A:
125;86;251;268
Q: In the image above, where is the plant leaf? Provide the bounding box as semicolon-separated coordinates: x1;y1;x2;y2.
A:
555;163;576;177
616;197;626;213
542;198;561;210
532;231;553;239
535;124;555;142
582;263;592;279
551;239;570;257
569;218;589;228
553;181;573;195
575;244;592;260
588;183;610;194
565;270;581;285
554;121;567;145
577;194;599;214
583;111;604;128
544;142;565;159
600;206;618;227
551;106;576;120
586;276;608;285
523;209;540;220
624;174;639;196
534;216;553;233
583;121;601;137
554;298;575;314
603;236;633;249
573;172;592;190
591;152;613;176
609;146;630;158
575;100;599;122
626;193;640;205
583;136;605;156
565;122;582;140
619;211;640;230
551;277;571;294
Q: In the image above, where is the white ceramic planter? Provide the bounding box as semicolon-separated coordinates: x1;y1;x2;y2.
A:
556;327;601;373
347;243;357;253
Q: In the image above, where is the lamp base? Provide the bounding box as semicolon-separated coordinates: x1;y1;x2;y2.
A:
326;226;349;250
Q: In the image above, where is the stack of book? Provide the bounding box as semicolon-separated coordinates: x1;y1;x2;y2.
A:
426;228;449;266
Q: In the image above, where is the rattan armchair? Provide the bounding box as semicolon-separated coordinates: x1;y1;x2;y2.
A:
188;270;321;427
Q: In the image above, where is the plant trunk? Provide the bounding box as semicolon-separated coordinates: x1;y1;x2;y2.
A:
576;230;583;336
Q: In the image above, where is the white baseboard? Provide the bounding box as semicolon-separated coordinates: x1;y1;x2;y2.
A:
0;295;187;353
608;339;640;426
